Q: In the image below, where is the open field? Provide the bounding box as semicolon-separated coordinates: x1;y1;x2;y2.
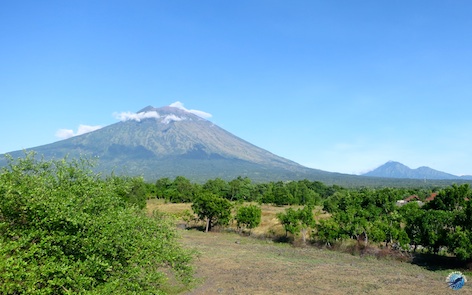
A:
146;198;329;237
180;230;471;295
147;199;472;294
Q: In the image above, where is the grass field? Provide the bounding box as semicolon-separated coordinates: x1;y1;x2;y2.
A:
147;199;472;294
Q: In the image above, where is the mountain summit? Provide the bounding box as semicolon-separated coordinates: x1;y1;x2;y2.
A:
2;105;328;182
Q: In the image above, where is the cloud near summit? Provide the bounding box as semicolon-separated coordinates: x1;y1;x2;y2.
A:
169;101;212;119
113;111;160;122
55;103;210;140
56;124;103;140
113;102;212;122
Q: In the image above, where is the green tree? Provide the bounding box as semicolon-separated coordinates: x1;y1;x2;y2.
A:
277;205;315;244
155;177;172;199
235;204;262;233
191;193;232;232
168;176;195;203
203;177;230;198
277;207;300;237
297;205;316;244
315;218;343;246
418;209;454;254
0;154;193;294
272;181;293;206
399;201;423;251
228;176;253;201
446;226;472;260
426;184;470;211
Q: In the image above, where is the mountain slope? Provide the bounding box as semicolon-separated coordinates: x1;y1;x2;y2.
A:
363;161;472;180
1;106;329;182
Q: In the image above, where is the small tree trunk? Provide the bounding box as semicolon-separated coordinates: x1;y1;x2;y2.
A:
205;217;210;232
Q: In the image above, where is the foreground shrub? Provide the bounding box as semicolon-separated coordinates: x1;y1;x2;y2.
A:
0;154;193;294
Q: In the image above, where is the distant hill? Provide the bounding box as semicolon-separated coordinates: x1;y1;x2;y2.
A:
363;161;472;180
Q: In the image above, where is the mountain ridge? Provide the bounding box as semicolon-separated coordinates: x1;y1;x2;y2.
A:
363;161;472;180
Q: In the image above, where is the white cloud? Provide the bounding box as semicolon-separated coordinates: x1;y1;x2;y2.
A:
162;114;185;124
55;124;102;140
113;111;160;122
169;101;212;119
113;102;212;123
76;124;102;135
55;129;75;139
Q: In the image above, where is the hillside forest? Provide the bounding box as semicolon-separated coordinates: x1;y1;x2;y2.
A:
1;154;471;294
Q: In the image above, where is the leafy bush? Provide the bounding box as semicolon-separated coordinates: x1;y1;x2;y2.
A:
0;154;193;294
235;204;262;232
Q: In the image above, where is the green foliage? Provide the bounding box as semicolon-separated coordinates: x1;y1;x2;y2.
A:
109;176;148;209
228;176;253;201
425;183;470;211
235;205;262;231
203;177;230;198
417;209;454;253
277;208;300;237
155;176;198;203
277;205;315;243
315;218;343;246
153;176;344;206
317;184;472;260
446;226;472;260
297;205;316;243
319;188;408;248
191;193;232;232
0;154;193;294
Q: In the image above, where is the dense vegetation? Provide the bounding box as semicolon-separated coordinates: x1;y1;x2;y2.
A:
154;175;472;262
315;184;472;260
0;154;193;295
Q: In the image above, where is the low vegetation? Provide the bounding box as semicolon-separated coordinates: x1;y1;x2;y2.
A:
0;154;193;295
2;153;472;294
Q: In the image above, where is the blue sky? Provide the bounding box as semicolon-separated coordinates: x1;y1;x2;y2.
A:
1;1;472;176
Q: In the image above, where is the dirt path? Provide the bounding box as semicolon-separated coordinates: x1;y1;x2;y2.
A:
180;230;470;295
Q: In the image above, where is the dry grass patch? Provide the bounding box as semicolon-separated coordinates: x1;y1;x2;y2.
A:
180;229;466;295
146;198;192;216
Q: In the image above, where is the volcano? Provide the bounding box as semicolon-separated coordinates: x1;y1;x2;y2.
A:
1;105;336;182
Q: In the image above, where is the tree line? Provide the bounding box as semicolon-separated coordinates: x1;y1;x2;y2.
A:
154;175;345;205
